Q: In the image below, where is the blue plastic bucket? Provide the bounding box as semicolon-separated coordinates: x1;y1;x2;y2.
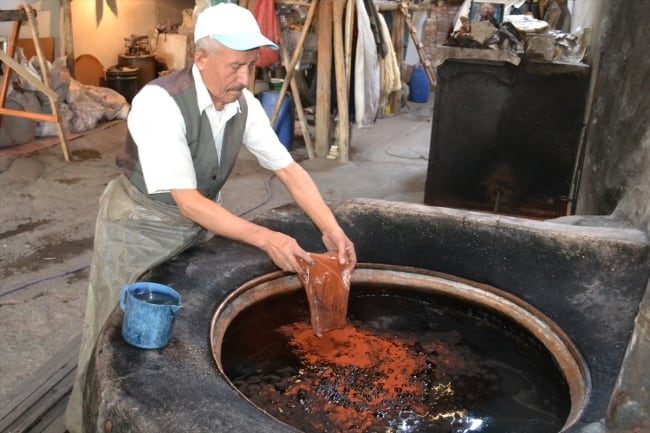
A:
120;282;183;349
409;64;430;103
260;90;294;150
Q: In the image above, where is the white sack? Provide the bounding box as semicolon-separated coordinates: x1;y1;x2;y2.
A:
354;0;380;128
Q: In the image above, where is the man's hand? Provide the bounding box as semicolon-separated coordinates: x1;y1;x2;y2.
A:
259;230;315;274
322;226;357;269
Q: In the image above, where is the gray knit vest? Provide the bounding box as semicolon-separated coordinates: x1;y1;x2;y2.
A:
116;66;248;206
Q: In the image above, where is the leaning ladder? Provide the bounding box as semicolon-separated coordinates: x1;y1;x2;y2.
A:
397;0;436;89
0;6;71;161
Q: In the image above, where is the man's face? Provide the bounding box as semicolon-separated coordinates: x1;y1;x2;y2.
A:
195;42;258;108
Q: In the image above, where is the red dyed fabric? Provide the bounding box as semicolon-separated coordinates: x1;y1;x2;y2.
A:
298;252;353;337
253;0;280;67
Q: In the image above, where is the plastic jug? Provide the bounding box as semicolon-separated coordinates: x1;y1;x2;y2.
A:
120;282;183;349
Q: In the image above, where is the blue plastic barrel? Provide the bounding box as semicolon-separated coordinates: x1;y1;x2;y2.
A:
260;90;294;151
409;64;430;103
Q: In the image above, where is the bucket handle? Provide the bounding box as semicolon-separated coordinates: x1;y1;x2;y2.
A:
120;285;129;312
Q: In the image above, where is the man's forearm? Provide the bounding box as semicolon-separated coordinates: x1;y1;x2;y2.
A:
274;162;340;234
171;188;273;248
170;187;315;272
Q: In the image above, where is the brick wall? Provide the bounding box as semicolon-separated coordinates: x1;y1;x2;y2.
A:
423;4;461;59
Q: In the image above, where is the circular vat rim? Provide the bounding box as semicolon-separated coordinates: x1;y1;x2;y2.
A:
210;263;592;432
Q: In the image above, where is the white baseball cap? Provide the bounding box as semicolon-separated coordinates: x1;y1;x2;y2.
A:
193;3;279;51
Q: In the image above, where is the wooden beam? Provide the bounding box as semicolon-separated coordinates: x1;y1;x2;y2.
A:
0;10;28;22
0;107;59;123
315;0;333;157
390;3;405;114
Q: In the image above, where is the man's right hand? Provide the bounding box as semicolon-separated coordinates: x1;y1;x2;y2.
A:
259;230;315;274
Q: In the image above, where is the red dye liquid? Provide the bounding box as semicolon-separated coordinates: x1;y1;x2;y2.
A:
222;285;570;433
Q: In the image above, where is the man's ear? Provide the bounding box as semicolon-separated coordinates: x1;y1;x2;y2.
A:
194;50;207;69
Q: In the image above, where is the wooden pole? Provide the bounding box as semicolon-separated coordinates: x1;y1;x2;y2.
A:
62;0;75;76
390;4;405;114
25;6;70;161
0;18;22;127
315;0;333;157
269;0;318;125
332;0;349;163
278;31;316;160
344;0;354;95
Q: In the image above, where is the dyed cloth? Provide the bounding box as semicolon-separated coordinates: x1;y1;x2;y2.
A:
298;252;353;337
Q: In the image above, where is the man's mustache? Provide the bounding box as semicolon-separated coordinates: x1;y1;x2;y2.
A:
227;84;245;92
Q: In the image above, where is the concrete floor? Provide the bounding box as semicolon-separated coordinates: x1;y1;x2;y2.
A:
0;98;434;400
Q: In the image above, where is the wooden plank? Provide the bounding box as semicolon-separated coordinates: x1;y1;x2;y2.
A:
8;367;75;433
34;397;68;433
0;334;79;417
0;107;58;123
0;369;75;432
0;334;80;432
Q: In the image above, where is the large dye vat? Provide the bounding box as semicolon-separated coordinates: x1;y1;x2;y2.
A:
213;266;588;433
84;199;649;433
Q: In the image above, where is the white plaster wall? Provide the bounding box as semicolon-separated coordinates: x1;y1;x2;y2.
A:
69;0;158;69
0;0;189;70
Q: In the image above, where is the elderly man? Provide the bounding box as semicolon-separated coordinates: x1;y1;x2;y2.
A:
64;4;356;432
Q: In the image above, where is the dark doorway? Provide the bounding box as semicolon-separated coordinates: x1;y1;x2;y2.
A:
424;58;590;219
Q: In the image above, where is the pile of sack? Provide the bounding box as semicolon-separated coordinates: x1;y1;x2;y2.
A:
0;50;129;148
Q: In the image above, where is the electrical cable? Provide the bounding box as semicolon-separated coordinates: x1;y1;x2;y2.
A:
0;264;91;298
0;173;277;299
384;146;428;161
237;173;276;217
